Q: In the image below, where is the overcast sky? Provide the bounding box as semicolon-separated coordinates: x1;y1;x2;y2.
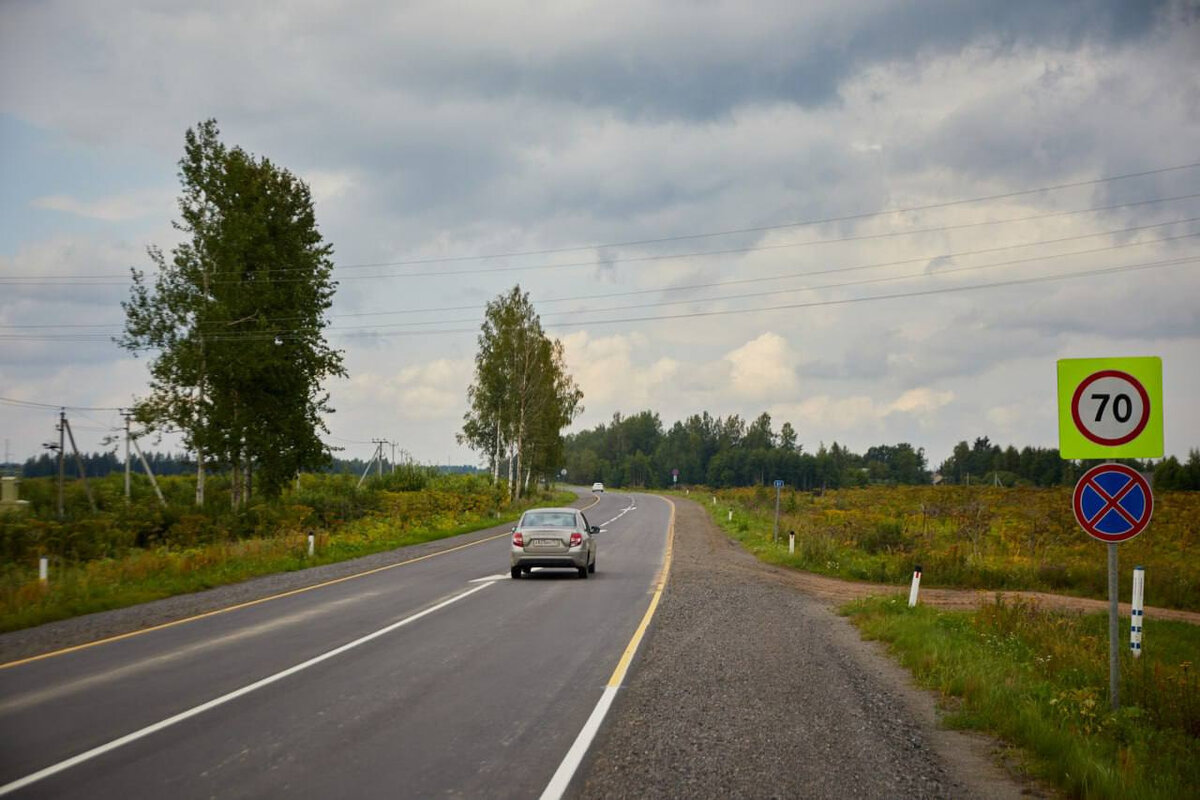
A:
2;0;1198;472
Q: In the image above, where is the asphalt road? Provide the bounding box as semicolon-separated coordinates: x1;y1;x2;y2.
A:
0;491;672;799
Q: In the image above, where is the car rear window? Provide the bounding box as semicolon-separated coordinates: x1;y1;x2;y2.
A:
522;512;577;528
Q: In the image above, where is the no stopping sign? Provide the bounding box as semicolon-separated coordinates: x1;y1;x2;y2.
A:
1072;463;1153;543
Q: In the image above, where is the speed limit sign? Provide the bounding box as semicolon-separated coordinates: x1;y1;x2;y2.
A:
1058;357;1163;458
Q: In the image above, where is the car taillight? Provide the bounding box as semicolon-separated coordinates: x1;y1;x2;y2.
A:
570;532;582;547
513;532;524;547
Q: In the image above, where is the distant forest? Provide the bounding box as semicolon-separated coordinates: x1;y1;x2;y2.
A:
13;452;481;480
10;413;1198;492
562;410;1200;491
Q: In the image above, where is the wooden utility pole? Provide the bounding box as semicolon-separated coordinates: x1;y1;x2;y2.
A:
123;411;132;502
62;415;96;512
129;433;167;507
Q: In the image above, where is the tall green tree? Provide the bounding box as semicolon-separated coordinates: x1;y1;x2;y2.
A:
460;285;582;499
120;120;345;504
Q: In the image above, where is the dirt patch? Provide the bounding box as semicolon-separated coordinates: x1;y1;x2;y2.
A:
751;553;1200;623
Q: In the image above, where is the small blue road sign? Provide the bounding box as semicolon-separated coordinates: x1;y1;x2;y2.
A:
1072;463;1153;543
773;479;784;489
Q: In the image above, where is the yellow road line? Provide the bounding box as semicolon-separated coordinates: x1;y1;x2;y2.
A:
607;495;675;688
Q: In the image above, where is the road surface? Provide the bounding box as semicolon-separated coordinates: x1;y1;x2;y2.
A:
0;491;671;799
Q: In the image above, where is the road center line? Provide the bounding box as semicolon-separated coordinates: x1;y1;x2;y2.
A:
0;581;496;798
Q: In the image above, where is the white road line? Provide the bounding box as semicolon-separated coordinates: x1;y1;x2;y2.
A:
600;497;638;527
539;495;675;800
538;686;619;800
469;574;511;583
0;582;496;797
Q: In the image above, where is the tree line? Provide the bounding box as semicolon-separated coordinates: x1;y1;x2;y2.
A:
562;412;1194;490
563;410;933;489
15;452;481;480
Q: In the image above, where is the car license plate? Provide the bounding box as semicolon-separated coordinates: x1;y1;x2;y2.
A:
534;538;559;547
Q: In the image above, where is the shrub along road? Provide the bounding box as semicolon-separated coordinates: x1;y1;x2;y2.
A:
573;497;1048;799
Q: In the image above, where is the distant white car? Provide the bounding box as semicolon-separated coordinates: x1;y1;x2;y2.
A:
591;482;605;493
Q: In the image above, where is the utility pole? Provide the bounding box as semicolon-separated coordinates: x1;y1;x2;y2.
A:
373;439;385;478
357;441;386;488
390;441;397;474
129;432;167;507
62;415;96;512
122;411;132;502
57;409;66;520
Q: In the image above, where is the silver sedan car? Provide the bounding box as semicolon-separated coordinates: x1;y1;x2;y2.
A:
510;507;598;579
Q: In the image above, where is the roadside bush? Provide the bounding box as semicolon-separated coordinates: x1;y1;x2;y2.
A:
860;518;907;554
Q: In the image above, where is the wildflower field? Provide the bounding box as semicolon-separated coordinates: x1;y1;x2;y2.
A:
708;484;1200;610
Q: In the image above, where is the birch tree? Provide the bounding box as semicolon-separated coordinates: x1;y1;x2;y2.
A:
460;286;582;499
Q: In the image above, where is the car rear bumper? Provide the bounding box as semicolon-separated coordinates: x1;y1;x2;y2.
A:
511;551;588;570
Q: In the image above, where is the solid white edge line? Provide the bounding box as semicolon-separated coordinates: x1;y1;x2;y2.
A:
0;581;497;797
537;687;619;800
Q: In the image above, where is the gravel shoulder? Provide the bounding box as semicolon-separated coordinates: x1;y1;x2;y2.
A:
573;496;1052;800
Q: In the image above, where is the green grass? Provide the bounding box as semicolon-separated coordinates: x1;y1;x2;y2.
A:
843;595;1199;799
0;487;575;633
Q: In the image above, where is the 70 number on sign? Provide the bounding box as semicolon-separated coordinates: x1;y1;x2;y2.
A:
1071;370;1150;447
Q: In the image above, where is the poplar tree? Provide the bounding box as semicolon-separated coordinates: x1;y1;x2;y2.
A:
120;120;345;504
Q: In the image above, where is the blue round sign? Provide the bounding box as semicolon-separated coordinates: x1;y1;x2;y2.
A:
1072;463;1153;543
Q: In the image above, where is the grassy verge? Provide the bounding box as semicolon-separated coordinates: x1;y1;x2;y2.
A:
1;488;575;633
844;595;1199;800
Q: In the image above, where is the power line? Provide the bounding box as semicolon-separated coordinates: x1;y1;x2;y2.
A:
246;160;1200;270
0;396;126;412
32;253;1188;343
4;214;1198;339
251;190;1200;283
4;241;1196;343
2;162;1198;286
529;257;1199;333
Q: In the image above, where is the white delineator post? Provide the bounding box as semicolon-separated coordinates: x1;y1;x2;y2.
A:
908;565;922;607
1130;565;1145;657
788;530;795;555
39;557;48;585
308;534;315;558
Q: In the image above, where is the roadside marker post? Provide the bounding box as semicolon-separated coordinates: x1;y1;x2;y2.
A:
307;534;315;558
788;530;795;555
908;565;922;608
38;557;48;585
1131;566;1145;658
1058;356;1162;711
